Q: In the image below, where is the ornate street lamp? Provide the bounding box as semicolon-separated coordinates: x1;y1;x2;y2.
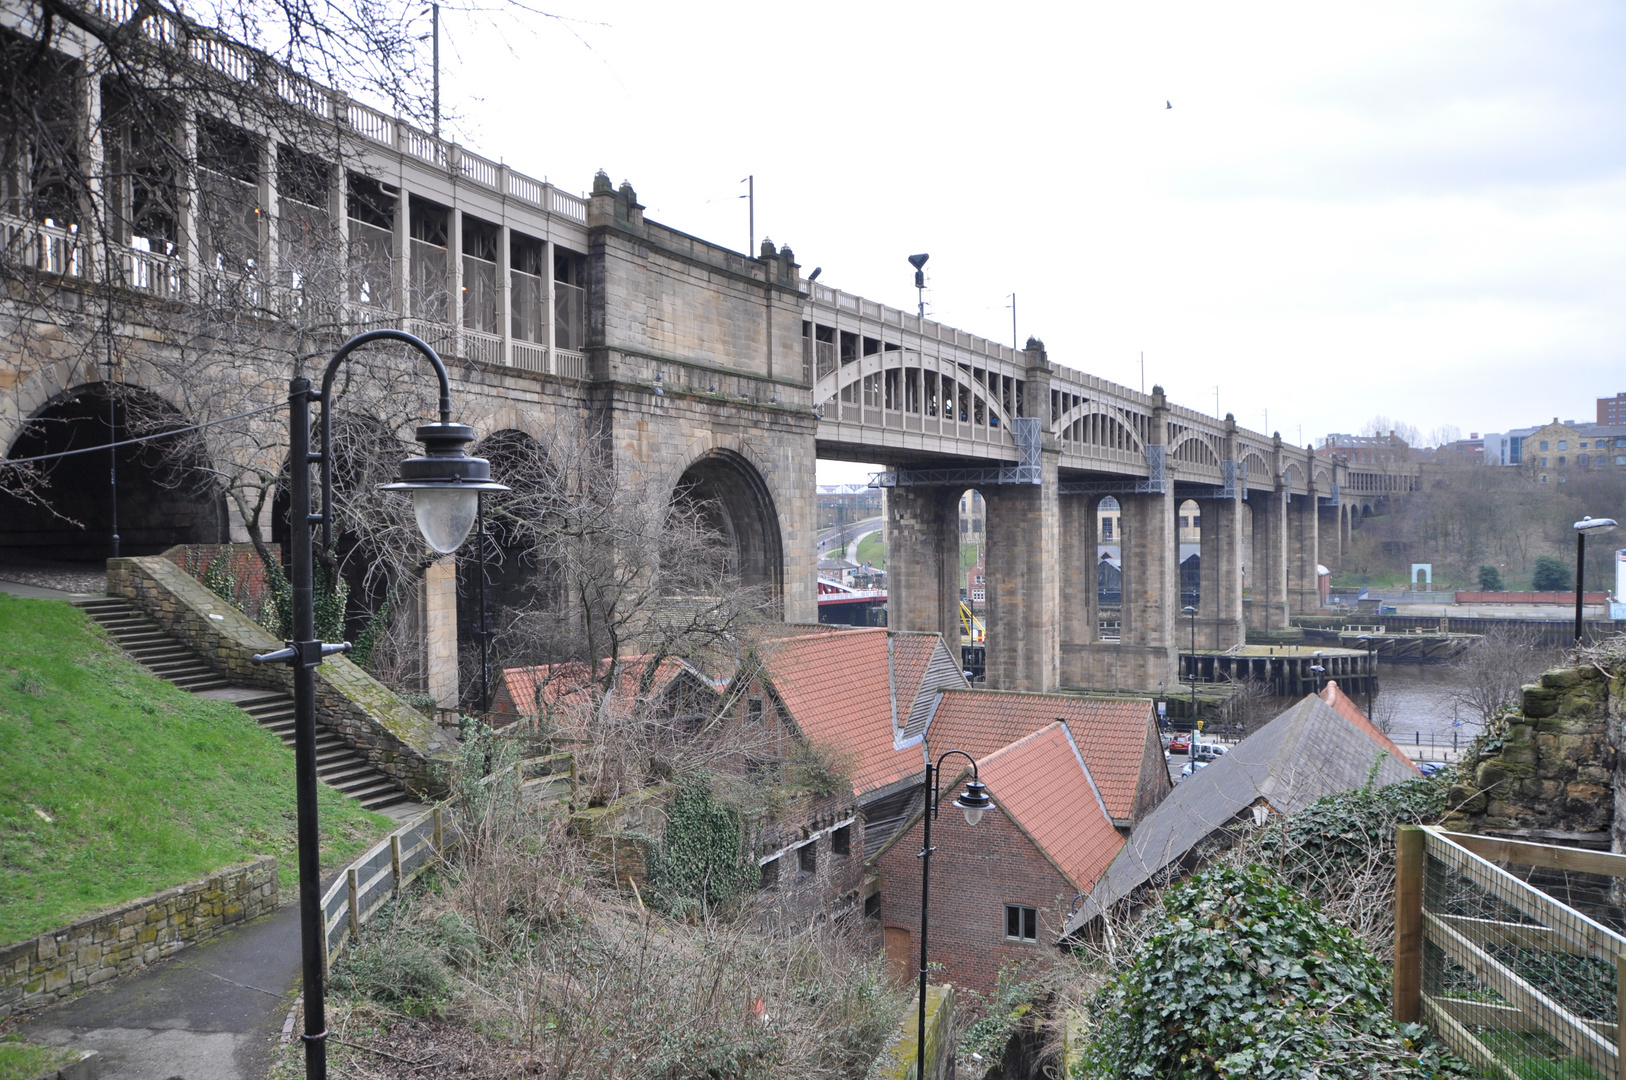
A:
1573;517;1618;643
916;749;991;1070
254;329;505;1080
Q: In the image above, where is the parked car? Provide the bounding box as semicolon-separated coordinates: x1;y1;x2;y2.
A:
1179;760;1209;778
1417;761;1446;777
1168;735;1191;754
1191;742;1229;763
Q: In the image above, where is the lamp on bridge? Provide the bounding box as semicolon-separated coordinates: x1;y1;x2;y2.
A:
253;329;506;1080
1573;516;1619;643
915;749;990;1073
908;253;929;318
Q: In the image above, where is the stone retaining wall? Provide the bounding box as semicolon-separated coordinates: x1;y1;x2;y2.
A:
1446;665;1618;834
106;555;455;797
0;858;276;1018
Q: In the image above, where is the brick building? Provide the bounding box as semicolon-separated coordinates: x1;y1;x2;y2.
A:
1598;393;1626;426
873;722;1126;993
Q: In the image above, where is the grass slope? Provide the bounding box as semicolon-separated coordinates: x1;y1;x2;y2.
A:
0;594;393;943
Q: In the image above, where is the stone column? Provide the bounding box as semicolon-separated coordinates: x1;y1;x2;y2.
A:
984;453;1059;692
1318;501;1343;577
1058;493;1099;655
1197;496;1245;649
884;486;961;648
421;555;459;709
1116;485;1178;691
1248;486;1289;631
1287;490;1321;615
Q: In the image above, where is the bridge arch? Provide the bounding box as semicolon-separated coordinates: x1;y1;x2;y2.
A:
672;447;784;604
2;382;226;561
1055;402;1144;454
1239;451;1270;490
817;353;1009;430
1170;431;1221;468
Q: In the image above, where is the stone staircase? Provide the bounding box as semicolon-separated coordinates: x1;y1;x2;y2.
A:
74;597;416;813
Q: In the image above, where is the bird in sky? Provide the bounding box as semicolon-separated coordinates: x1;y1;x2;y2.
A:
1166;100;1173;109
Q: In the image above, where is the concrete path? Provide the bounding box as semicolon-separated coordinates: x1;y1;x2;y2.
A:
16;904;303;1080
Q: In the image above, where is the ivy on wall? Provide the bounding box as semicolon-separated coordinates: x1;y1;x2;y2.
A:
648;784;758;919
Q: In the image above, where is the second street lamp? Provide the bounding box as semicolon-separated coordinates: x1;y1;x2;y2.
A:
1573;516;1619;643
254;329;506;1080
916;749;991;1072
1183;605;1198;726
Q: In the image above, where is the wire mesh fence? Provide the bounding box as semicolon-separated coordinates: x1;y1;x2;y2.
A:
1399;826;1626;1080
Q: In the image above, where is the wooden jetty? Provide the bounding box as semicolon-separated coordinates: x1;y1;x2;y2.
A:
1179;644;1373;698
1296;620;1476;663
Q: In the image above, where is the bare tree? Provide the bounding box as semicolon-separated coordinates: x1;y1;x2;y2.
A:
1449;624;1557;725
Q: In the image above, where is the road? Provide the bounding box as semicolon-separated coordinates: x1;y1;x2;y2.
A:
816;516;882;558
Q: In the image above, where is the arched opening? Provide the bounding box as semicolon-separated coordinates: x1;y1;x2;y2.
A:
2;383;225;563
673;450;783;605
1096;496;1122;640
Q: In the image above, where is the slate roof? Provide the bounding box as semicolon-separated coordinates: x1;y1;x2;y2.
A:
1061;691;1421;935
975;722;1126;891
1319;680;1415;762
926;691;1158;823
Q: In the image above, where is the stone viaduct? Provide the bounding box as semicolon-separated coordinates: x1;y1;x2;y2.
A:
0;6;1407;697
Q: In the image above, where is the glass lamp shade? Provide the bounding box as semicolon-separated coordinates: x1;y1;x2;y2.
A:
953;780;993;826
412;487;479;553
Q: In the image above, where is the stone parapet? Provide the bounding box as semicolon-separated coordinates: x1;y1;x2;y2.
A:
1446;665;1617;834
0;858;276;1018
105;555;455;796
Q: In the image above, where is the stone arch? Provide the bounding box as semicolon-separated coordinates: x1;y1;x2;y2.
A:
1169;431;1221;469
1240;451;1270;491
1281;462;1304;495
672;447;784;605
2;382;226;561
1055;402;1145;456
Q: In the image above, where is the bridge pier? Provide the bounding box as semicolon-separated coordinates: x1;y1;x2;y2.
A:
1059;493;1100;653
883;486;962;648
1287;491;1321;616
984;451;1059;692
1247;483;1290;632
1196;494;1245;650
1318;501;1343;577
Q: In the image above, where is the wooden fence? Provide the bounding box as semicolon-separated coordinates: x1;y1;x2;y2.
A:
320;806;451;977
1395;825;1626;1080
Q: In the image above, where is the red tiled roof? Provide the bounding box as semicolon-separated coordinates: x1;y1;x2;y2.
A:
927;690;1156;821
1319;681;1421;773
495;655;700;724
974;722;1125;891
756;627;925;797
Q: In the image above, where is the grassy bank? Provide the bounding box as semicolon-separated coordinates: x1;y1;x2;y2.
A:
0;594;393;943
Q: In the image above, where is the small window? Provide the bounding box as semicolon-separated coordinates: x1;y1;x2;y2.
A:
1558;440;1568;450
1540;441;1549;451
1580;441;1589;449
1541;475;1549;484
1193;515;1201;529
1558;457;1566;466
1541;457;1548;467
1615;456;1624;466
1559;475;1567;484
799;842;816;874
1005;904;1038;942
759;858;779;890
747;697;764;723
832;825;851;856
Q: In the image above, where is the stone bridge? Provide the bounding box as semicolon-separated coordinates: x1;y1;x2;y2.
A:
0;6;1407;695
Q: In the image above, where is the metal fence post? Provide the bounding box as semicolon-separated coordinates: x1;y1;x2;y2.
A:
1394;825;1424;1023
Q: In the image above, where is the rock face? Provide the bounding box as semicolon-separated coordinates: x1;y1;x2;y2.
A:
1446;665;1617;835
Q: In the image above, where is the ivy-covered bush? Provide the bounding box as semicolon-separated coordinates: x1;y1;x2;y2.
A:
1258;775;1447;881
648;783;758;918
1076;865;1459;1080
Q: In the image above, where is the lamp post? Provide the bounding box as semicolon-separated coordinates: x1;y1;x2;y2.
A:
1183;605;1198;726
1573;517;1619;643
1310;664;1326;695
253;330;506;1080
916;749;991;1072
1355;635;1376;716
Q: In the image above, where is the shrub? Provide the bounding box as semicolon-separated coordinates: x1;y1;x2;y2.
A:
1076;864;1458;1080
1532;555;1573;592
648;783;758;918
334;934;450;1014
1478;565;1504;591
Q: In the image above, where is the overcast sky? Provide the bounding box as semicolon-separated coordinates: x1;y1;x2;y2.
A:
412;1;1626;484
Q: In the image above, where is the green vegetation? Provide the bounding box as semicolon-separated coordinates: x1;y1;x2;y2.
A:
0;1039;77;1080
0;594;392;942
1478;565;1505;591
854;531;885;568
1075;864;1454;1079
648;784;759;918
961;543;982;574
1532;555;1573;591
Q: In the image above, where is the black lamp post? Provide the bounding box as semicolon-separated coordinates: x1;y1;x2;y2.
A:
1573;516;1618;643
1183;605;1198;726
253;330;506;1080
916;749;991;1072
1310;663;1326;695
1355;635;1376;716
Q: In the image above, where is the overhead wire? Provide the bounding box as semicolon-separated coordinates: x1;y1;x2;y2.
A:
0;400;285;466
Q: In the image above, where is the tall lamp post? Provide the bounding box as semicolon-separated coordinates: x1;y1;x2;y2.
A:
253;330;506;1080
1182;605;1198;726
1355;635;1376;717
916;749;992;1072
1573;517;1618;643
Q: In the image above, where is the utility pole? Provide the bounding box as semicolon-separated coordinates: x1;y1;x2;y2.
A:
1139;352;1144;394
1008;293;1017;351
741;175;753;254
431;3;440;141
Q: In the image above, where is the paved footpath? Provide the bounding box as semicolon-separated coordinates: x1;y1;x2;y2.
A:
16;905;303;1080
